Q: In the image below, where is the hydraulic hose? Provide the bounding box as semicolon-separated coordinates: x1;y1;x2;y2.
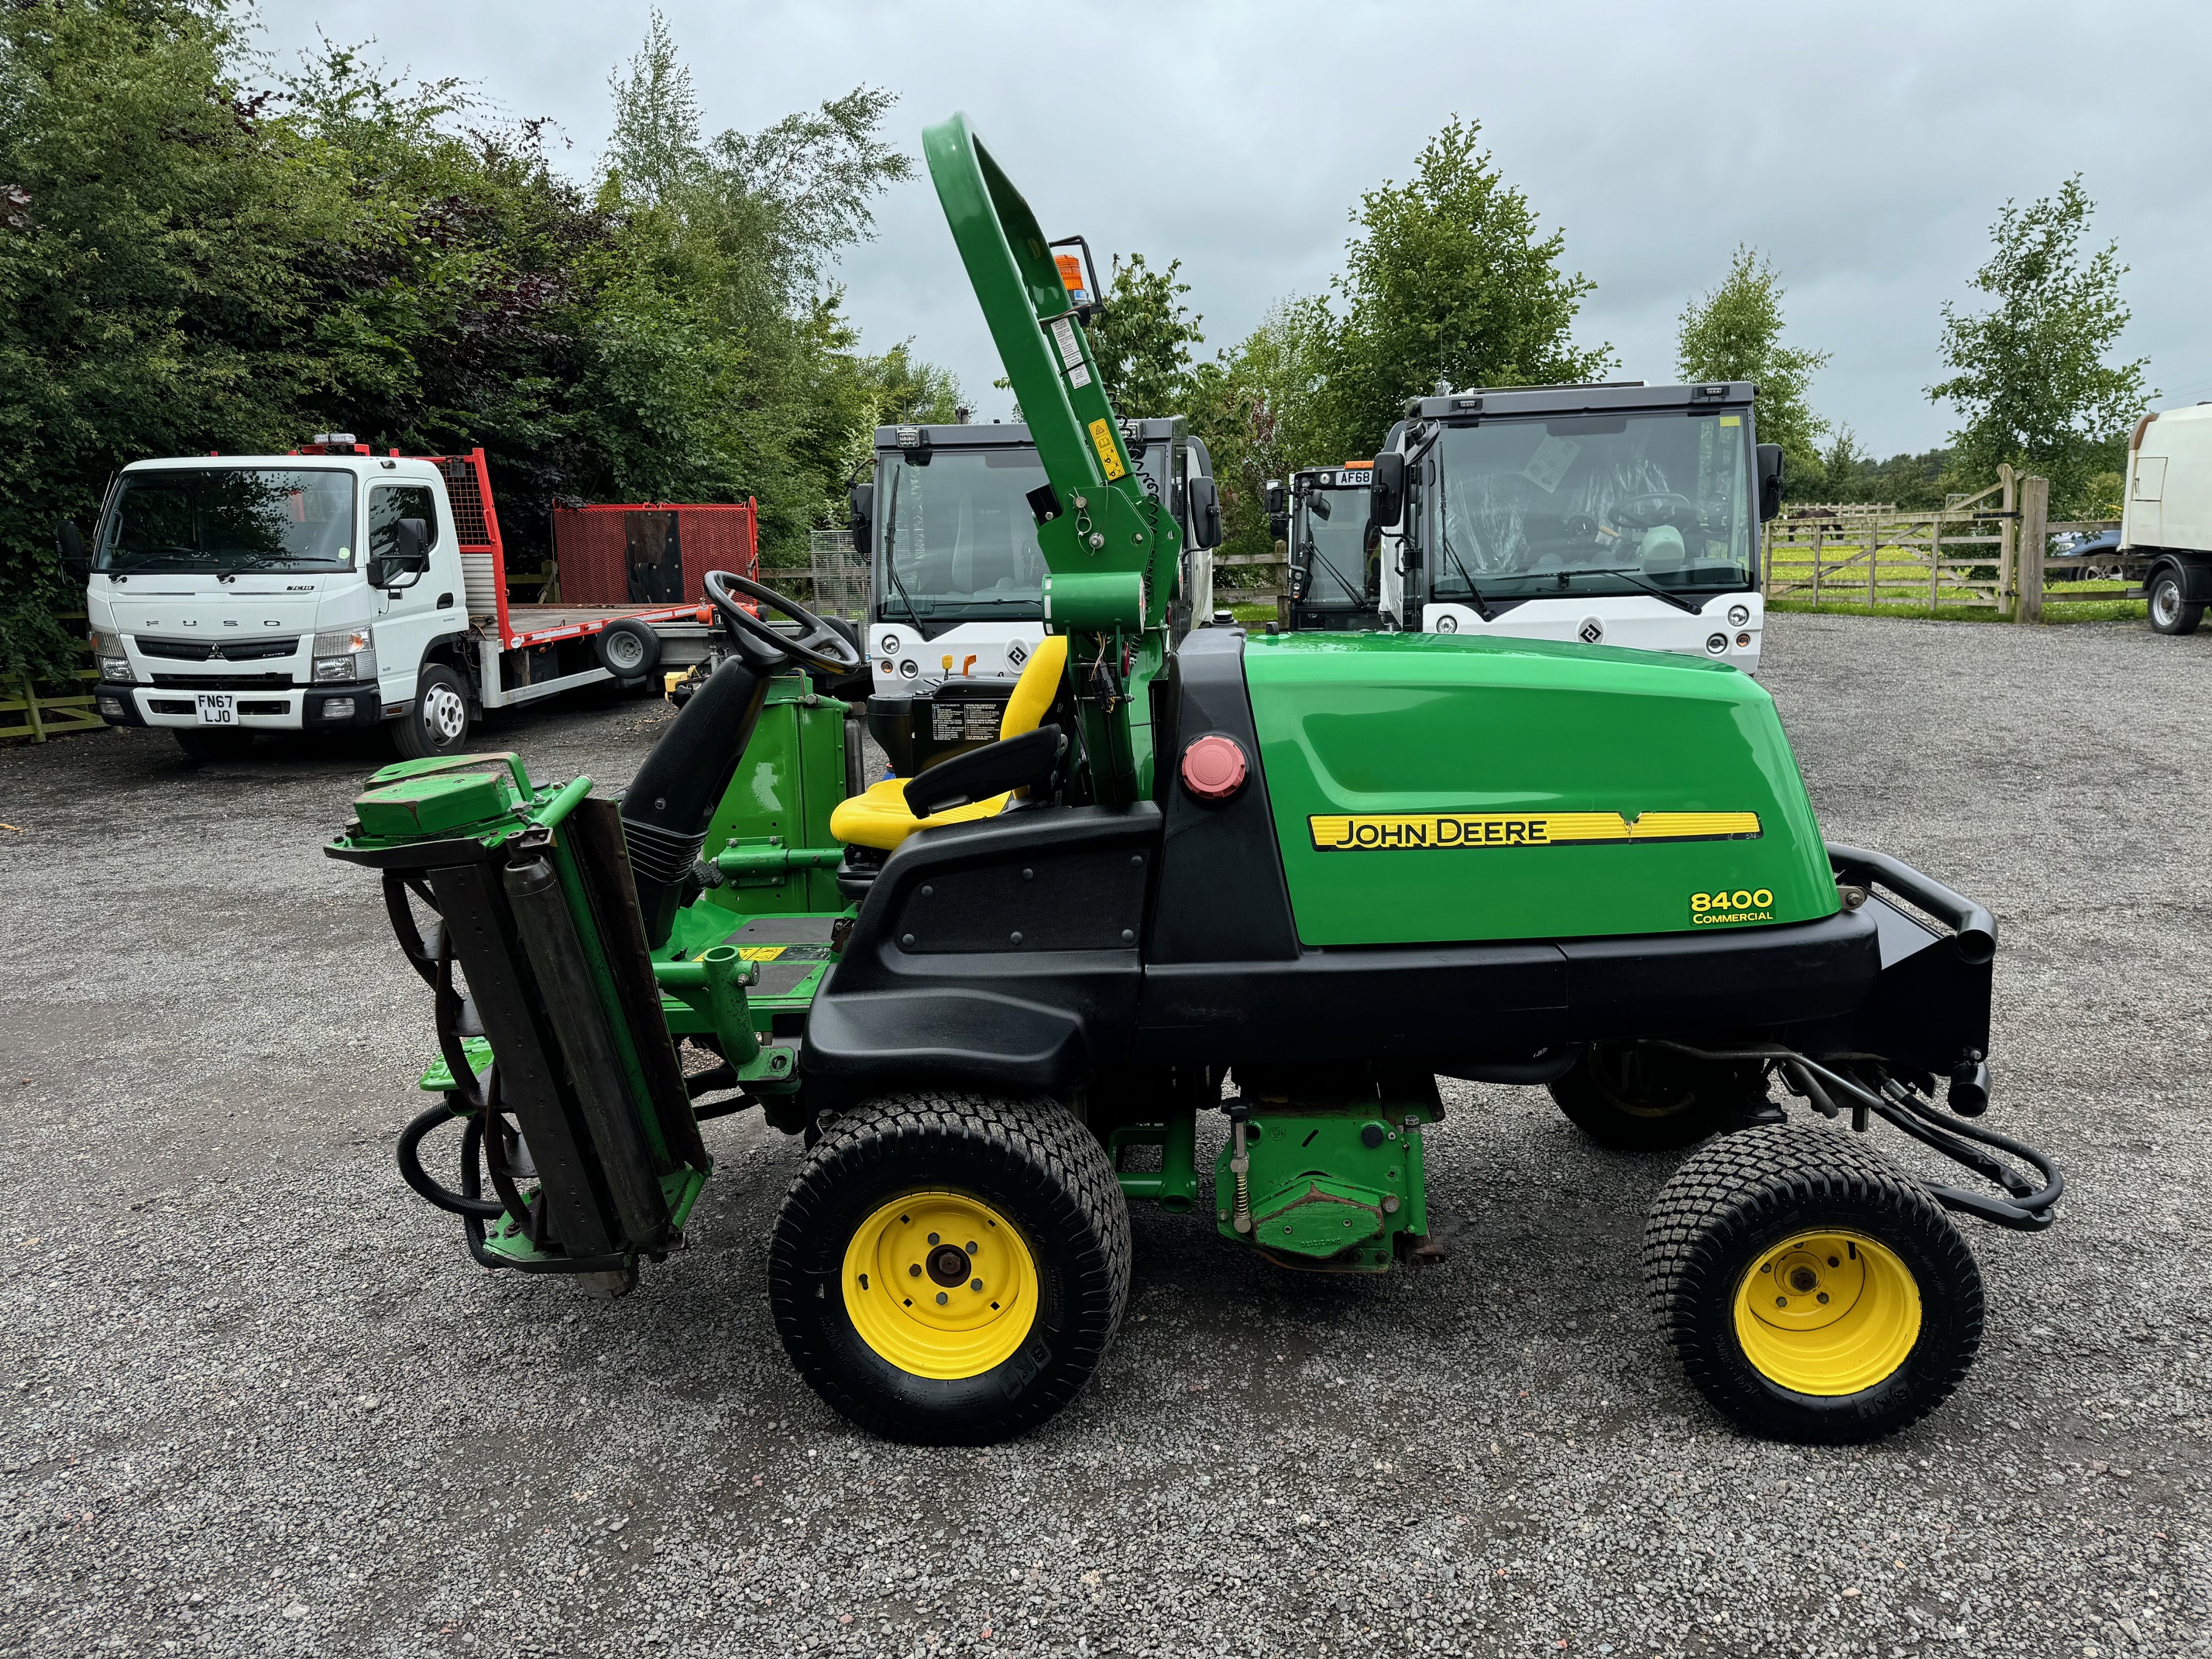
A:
397;1096;509;1220
1654;1038;2063;1232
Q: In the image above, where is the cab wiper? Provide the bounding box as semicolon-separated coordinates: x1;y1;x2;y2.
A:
1579;567;1702;614
878;469;926;634
1431;468;1494;620
1297;536;1365;606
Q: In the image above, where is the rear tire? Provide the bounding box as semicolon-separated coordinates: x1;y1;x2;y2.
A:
173;729;255;763
390;664;472;760
1644;1123;1982;1443
770;1092;1130;1444
1548;1042;1747;1149
2148;568;2203;635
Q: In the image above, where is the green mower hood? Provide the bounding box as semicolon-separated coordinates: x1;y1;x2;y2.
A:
1242;630;1837;946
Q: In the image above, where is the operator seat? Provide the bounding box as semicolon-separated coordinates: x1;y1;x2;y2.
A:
830;634;1069;852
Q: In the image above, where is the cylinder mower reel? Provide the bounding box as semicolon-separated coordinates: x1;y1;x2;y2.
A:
325;115;2063;1451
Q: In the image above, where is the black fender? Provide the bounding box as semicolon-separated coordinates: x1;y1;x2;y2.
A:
2145;552;2212;603
801;804;1161;1095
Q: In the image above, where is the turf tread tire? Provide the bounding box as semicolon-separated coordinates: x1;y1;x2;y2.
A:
1643;1123;1983;1444
770;1091;1130;1444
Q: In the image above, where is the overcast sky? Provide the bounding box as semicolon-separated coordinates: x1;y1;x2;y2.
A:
260;0;2210;456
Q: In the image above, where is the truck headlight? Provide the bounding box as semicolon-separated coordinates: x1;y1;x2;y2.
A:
313;628;377;684
91;628;132;683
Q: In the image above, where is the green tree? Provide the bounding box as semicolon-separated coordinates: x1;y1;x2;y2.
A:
860;343;963;427
1186;297;1335;570
0;0;356;678
1322;118;1610;457
1088;252;1203;415
1929;176;2151;517
1676;246;1829;484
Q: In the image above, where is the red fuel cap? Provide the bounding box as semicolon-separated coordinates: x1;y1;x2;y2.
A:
1180;733;1249;802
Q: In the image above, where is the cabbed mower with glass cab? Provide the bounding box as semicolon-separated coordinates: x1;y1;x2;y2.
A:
328;116;2061;1447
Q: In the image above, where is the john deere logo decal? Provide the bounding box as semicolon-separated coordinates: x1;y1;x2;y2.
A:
1308;811;1761;851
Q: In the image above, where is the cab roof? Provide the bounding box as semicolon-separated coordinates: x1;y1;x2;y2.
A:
1407;380;1755;422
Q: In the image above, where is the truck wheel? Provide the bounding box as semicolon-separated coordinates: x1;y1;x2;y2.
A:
2148;568;2203;635
390;664;472;759
770;1091;1131;1444
1644;1123;1982;1444
1548;1042;1734;1149
595;620;661;681
173;729;255;763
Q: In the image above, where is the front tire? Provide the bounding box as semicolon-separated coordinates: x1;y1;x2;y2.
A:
390;664;473;759
1548;1042;1751;1149
2148;568;2203;635
1644;1123;1982;1443
770;1092;1131;1444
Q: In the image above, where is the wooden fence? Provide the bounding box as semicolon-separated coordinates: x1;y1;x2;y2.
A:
2;666;101;743
1762;466;2125;620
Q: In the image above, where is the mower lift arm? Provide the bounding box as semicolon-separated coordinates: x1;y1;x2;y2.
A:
922;113;1180;805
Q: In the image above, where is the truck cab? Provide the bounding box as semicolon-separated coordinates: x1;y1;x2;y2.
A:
1379;381;1781;674
1270;462;1383;631
84;452;466;755
76;441;718;760
854;417;1220;775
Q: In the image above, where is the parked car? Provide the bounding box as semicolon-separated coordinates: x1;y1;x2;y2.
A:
2052;527;2124;582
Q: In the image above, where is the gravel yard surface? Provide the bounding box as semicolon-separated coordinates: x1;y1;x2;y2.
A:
3;616;2206;1659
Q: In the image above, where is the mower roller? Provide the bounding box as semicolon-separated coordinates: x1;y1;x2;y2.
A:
328;115;2061;1445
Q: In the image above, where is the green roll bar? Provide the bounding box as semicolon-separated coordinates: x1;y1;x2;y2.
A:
922;112;1180;805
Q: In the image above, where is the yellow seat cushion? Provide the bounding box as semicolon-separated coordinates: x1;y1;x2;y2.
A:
830;778;1010;850
831;635;1068;853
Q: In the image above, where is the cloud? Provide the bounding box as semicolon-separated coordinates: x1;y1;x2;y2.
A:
258;0;2212;452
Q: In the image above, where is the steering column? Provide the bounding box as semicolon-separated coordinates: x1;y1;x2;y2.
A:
623;572;865;947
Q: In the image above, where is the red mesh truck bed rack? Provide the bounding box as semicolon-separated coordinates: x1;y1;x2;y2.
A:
551;501;760;610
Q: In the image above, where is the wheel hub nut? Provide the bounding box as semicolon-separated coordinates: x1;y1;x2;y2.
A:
926;1244;971;1287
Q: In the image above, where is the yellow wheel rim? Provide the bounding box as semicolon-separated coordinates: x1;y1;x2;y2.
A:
841;1190;1039;1380
1732;1229;1921;1396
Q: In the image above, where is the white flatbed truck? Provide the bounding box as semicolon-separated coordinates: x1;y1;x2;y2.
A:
64;440;718;760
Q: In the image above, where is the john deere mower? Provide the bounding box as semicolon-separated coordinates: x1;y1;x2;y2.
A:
328;116;2060;1446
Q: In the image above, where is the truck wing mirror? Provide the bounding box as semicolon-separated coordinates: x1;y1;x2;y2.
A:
848;481;873;543
1756;444;1784;522
1369;453;1407;528
1268;513;1290;541
373;517;431;590
1263;479;1286;517
1307;489;1331;521
55;519;89;582
1186;475;1221;550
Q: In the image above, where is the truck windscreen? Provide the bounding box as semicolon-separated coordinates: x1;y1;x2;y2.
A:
98;469;358;575
1428;413;1753;602
1298;487;1371;606
878;445;1170;623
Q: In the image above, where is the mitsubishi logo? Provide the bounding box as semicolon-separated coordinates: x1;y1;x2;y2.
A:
1578;617;1605;645
1006;640;1029;668
207;644;226;661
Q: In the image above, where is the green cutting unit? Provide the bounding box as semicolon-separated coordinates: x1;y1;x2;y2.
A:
329;115;2060;1446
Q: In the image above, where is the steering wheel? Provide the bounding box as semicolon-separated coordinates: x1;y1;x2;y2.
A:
703;569;864;674
1611;492;1695;531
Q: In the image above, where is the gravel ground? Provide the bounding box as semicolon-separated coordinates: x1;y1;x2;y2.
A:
3;617;2206;1659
